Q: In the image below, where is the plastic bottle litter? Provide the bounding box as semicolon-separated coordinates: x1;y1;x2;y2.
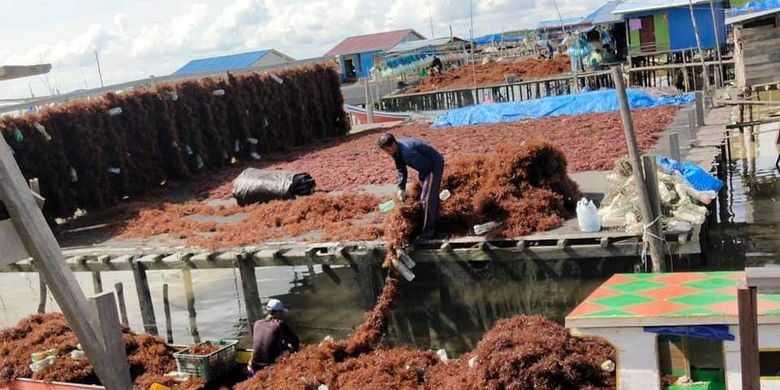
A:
439;189;451;201
379;199;395;213
601;359;615;372
108;167;121;175
250;152;261;161
576;198;601;232
436;349;449;363
473;221;500;235
107;107;122;116
70;350;85;359
212;89;225;96
29;355;56;372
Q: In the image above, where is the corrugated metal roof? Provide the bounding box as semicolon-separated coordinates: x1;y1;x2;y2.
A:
536;17;587;30
386;37;466;53
324;29;424;56
584;1;625;24
173;50;280;75
726;6;780;24
613;0;715;14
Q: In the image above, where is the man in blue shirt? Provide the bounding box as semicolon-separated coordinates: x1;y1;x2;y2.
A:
378;133;445;241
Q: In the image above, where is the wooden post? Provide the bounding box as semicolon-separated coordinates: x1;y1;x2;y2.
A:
611;67;666;272
163;284;173;344
131;260;158;335
92;271;103;294
88;292;132;388
182;268;201;343
738;285;760;390
0;134;131;389
38;273;47;313
114;282;129;325
688;110;697;136
237;254;263;329
363;78;375;124
695;91;705;127
670;133;681;162
642;156;663;222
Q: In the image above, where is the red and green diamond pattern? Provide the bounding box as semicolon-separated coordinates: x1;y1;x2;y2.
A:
567;272;780;324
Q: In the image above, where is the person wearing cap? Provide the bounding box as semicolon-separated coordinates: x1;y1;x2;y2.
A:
378;133;445;241
249;299;300;372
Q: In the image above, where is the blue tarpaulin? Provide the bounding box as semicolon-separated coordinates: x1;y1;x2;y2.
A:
472;34;525;45
729;0;780;15
657;157;725;192
431;89;695;128
644;325;735;341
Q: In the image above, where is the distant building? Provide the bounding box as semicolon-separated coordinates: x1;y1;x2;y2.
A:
727;8;780;87
612;0;727;56
173;49;295;76
536;17;592;44
324;29;425;82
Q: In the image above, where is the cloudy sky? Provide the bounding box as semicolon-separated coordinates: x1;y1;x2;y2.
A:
0;0;602;99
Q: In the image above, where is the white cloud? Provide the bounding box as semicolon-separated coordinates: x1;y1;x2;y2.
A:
0;0;604;99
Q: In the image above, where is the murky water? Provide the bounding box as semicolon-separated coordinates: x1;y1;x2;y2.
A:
0;103;777;354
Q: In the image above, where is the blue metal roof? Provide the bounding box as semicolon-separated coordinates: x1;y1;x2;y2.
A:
584;1;624;24
536;17;586;30
613;0;716;14
173;50;272;75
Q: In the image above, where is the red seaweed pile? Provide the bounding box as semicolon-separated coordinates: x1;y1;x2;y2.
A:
0;313;203;389
235;314;615;389
116;192;382;249
383;139;580;267
409;55;571;93
200;106;678;195
0;64;348;222
188;343;220;356
426;316;616;389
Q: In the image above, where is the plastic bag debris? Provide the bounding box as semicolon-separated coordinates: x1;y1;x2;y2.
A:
232;168;316;206
599;156;713;233
576;198;601;232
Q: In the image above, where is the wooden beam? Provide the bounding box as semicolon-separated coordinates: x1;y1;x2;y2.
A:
163;284;173;344
0;124;131;389
182;268;201;343
738;285;760;390
37;274;46;313
92;271;103;294
0;64;51;81
237;254;263;328
88;292;132;388
131;260;158;335
114;282;129;325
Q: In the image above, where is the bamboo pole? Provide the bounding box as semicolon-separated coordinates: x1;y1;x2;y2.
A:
687;0;711;94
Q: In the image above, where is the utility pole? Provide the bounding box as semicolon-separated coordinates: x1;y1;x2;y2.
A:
428;6;435;38
94;50;105;88
469;0;477;90
707;0;724;87
687;0;711;95
611;67;666;272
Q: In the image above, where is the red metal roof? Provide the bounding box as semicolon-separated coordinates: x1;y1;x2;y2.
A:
324;29;423;56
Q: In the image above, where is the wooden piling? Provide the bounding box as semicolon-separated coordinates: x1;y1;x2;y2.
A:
92;271;103;294
738;285;760;390
237;254;263;329
669;133;681;162
88;292;133;388
695;91;705;127
37;274;46;313
163;284;173;344
131;260;158;335
182;268;201;343
114;282;129;325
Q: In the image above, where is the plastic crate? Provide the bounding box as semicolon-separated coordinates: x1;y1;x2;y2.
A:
173;340;238;383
